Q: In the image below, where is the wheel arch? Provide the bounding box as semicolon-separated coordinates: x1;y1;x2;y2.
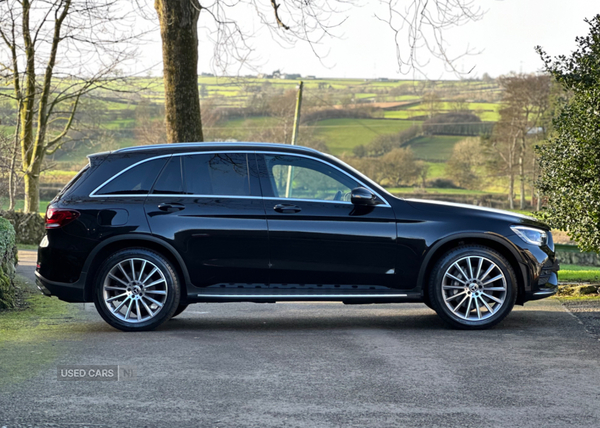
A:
82;234;190;302
418;233;528;306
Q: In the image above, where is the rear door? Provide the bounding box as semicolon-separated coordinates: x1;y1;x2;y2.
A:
144;152;269;291
256;153;398;290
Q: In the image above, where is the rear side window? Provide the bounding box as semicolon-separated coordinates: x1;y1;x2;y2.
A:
95;158;168;196
56;164;90;199
183;153;250;196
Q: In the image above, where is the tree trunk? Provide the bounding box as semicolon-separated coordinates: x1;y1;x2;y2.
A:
23;157;41;213
155;0;203;143
518;154;525;209
21;0;38;213
8;108;21;211
508;172;514;210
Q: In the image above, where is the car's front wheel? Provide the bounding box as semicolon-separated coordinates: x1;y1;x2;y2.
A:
429;245;517;329
93;248;181;332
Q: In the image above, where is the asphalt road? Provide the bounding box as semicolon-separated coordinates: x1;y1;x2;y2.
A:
1;251;600;427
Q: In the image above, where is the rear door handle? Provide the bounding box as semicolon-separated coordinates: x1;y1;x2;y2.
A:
274;203;301;214
158;203;185;213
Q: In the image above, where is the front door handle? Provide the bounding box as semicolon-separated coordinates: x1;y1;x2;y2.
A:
158;202;185;213
274;203;301;214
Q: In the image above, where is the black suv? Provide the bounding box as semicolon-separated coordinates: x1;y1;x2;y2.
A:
36;142;559;331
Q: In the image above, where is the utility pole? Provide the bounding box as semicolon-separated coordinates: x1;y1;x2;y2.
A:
290;81;303;146
285;81;303;198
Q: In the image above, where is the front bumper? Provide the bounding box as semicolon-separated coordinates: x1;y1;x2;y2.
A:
35;271;87;303
522;257;560;302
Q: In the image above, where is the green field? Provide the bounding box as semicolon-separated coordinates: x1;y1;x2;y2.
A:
384;101;500;121
312;118;421;156
0;199;51;215
405;135;464;161
1;75;506;199
559;264;600;283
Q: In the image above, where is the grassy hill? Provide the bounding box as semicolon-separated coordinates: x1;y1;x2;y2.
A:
0;75;505;204
406;135;465;162
312;118;420;156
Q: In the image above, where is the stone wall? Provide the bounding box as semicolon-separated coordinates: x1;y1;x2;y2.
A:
0;218;17;309
0;211;46;245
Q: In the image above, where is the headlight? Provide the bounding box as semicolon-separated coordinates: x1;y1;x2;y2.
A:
511;226;548;246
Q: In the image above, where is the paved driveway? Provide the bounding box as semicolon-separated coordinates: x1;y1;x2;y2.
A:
1;251;599;427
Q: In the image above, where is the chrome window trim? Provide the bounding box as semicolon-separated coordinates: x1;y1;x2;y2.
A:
89;150;391;207
264;197;353;205
146;194;259;200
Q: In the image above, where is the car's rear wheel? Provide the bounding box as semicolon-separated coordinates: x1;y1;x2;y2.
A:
429;245;517;330
93;248;180;332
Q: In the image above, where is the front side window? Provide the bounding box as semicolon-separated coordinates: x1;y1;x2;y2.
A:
96;158;168;196
263;154;359;202
183;153;251;196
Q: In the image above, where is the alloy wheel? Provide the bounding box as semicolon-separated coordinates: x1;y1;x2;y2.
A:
441;256;507;321
102;258;169;323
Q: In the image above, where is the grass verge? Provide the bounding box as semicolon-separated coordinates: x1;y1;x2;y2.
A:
17;244;39;251
0;275;81;387
558;264;600;283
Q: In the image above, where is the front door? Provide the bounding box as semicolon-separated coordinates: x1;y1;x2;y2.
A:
256;153;398;290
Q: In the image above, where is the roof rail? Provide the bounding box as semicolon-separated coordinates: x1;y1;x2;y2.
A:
114;142;321;154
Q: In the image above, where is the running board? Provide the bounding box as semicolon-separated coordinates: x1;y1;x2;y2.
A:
191;293;422;303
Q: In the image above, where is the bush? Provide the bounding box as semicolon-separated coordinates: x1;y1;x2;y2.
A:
429;178;461;189
423;112;491;136
0;217;17;309
0;211;45;245
301;107;376;124
364;125;421;157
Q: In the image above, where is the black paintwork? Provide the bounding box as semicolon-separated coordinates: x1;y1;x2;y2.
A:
36;142;559;305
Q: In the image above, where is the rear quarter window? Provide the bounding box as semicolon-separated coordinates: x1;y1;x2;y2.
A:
94;157;169;196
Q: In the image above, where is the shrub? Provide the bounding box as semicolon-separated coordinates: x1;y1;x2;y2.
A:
301;107;376;124
0;217;17;309
429;178;461;189
423;112;491;136
364;125;421;157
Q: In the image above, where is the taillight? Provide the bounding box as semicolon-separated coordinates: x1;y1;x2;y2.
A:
45;207;80;229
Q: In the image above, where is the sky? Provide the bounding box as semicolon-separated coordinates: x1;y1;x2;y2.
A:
138;0;598;80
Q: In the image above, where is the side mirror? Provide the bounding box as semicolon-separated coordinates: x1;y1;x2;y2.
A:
351;187;378;206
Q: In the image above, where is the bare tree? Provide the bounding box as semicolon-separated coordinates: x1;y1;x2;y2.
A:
0;0;140;213
496;74;551;209
154;1;484;144
0;124;23;210
135;100;167;145
447;137;485;189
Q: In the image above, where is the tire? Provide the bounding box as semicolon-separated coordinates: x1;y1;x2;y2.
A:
428;245;517;330
93;248;181;332
171;304;189;319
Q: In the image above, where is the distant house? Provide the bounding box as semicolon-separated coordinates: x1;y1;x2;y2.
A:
305;75;316;80
200;72;214;77
377;77;389;82
258;73;273;79
527;127;545;135
281;73;301;80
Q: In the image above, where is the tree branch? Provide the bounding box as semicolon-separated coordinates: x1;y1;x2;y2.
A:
270;0;290;30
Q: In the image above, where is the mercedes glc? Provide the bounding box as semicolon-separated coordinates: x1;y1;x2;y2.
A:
36;142;559;331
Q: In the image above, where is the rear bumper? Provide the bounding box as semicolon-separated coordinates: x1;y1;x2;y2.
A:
35;271;87;303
